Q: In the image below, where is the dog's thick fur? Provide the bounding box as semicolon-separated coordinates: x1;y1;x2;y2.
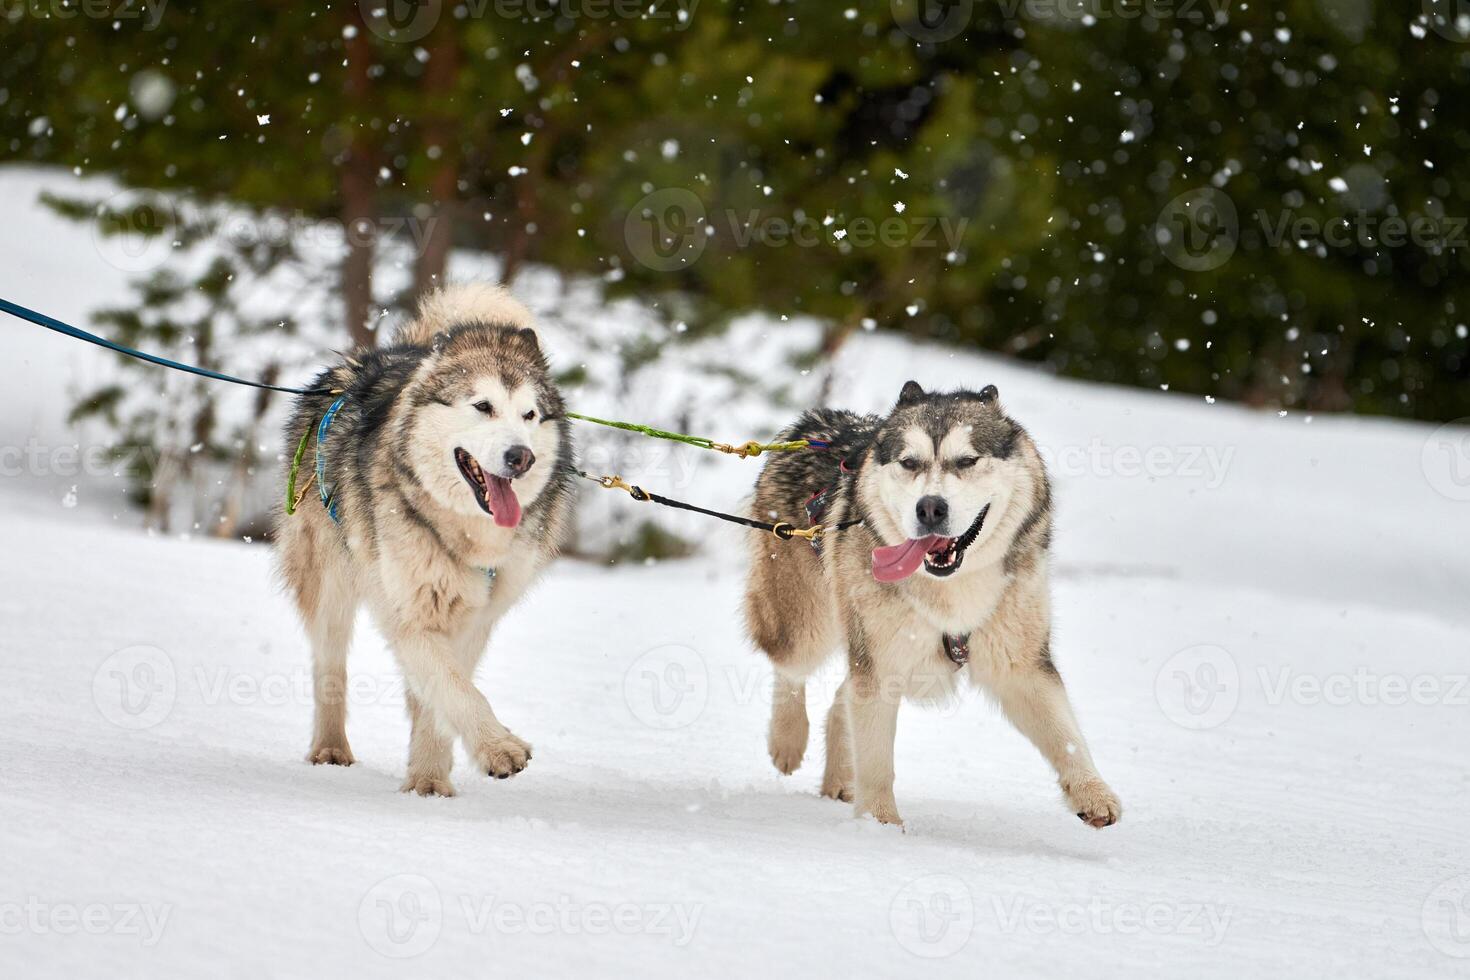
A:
275;284;574;796
745;381;1121;828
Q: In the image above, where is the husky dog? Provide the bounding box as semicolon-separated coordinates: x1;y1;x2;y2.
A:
275;284;574;796
744;381;1121;828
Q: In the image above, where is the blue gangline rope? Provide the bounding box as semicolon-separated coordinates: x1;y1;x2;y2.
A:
0;295;324;396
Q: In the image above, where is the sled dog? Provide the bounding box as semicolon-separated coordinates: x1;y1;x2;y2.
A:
276;284;574;795
745;381;1121;828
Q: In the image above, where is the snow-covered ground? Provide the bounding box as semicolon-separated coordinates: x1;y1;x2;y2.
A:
2;167;1469;977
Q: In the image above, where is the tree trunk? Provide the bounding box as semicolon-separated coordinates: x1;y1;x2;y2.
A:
213;365;278;539
498;28;609;284
147;450;177;533
503;138;552;285
501;177;534;286
341;21;378;348
816;312;862;406
413;29;460;300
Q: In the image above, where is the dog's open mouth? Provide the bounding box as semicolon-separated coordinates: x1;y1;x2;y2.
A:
454;447;521;528
871;504;990;582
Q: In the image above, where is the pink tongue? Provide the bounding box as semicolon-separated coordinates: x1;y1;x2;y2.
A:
486;476;521;528
871;535;941;582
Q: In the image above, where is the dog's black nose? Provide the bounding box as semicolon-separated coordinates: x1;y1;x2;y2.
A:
916;495;949;533
504;445;535;477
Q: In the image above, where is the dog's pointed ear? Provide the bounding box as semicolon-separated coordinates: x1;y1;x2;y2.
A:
898;380;926;405
513;327;541;353
978;384;999;406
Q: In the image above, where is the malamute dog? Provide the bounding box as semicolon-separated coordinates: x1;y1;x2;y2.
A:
275;284;573;796
744;381;1121;828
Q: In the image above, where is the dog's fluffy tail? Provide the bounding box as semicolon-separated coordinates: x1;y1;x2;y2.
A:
395;283;534;347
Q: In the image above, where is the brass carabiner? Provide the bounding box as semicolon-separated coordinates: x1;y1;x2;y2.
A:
598;474;642;498
769;522;824;541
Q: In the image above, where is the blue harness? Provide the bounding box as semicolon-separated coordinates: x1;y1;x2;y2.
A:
315;396;347;523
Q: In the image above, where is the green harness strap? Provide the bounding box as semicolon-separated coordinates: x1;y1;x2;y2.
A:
284;428;312;516
564;411;819;458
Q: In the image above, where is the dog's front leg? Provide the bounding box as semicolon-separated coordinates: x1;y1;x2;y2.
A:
401;690;457;796
390;628;531;780
846;668;903;826
820;676;855;802
988;659;1121;828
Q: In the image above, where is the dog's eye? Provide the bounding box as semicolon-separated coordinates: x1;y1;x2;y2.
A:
956;456;980;470
899;457;922;472
522;409;536;421
473;400;493;415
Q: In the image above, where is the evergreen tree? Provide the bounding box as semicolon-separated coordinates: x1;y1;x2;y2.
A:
3;0;1466;422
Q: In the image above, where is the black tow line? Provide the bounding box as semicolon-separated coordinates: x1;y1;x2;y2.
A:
576;470;864;543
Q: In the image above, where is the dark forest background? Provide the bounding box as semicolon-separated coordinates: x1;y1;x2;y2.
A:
3;0;1468;422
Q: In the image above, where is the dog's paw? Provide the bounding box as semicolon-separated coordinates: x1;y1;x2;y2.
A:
767;704;809;775
475;731;532;779
856;793;904;828
819;774;854;803
307;744;356;766
768;734;807;776
1063;775;1121;828
400;773;457;797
